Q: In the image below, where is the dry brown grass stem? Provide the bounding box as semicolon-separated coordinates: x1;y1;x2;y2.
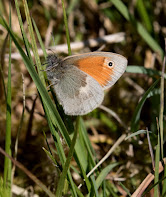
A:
131;158;166;197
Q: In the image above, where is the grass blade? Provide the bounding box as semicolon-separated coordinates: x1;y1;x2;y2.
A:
131;78;160;132
119;182;131;196
56;116;80;197
61;0;71;55
126;66;166;79
3;4;12;196
110;0;164;58
159;41;166;159
14;0;33;63
90;175;99;197
32;18;47;58
125;130;152;140
22;0;44;82
154;132;160;196
136;0;153;33
96;163;119;189
161;41;166;196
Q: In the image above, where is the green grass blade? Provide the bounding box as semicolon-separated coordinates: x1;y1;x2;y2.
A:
74;135;88;170
61;0;71;55
0;178;10;197
12;74;25;181
131;78;160;132
56;116;80;197
80;118;96;167
136;0;153;33
14;0;33;63
125;130;152;140
96;163;119;189
142;174;166;196
3;4;12;195
0;62;6;100
0;34;8;100
42;147;58;166
162;168;166;196
119;182;131;196
22;0;44;83
73;185;84;197
102;180;106;197
43;103;67;164
126;66;166;79
32;18;47;58
154;133;160;196
90;176;99;197
160;44;166;195
106;182;119;197
159;47;165;159
110;0;164;58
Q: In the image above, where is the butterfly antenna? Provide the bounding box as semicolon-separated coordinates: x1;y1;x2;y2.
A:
46;32;56;55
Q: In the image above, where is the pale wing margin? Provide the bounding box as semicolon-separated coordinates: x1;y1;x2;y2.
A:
102;54;128;90
52;65;104;115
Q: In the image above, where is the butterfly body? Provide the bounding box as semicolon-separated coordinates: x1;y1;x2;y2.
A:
46;52;127;115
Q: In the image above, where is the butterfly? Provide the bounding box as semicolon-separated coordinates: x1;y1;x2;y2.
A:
45;52;127;115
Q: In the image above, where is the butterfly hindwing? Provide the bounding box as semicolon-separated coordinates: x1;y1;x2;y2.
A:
52;65;104;115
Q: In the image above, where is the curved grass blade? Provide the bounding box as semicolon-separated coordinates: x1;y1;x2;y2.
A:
96;163;119;189
125;130;152;140
131;78;160;132
110;0;164;58
126;66;166;79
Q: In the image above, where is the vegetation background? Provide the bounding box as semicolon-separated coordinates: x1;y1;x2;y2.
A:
0;0;165;196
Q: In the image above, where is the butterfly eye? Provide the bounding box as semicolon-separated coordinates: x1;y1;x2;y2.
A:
108;61;114;67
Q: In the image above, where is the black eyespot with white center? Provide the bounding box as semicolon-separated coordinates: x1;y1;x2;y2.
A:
108;61;114;67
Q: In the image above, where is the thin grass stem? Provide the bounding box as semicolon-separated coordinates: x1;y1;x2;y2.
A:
3;4;12;196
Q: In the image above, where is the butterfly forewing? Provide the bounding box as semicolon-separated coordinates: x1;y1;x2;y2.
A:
63;52;127;90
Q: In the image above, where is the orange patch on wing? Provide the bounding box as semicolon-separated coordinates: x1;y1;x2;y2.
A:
76;56;113;86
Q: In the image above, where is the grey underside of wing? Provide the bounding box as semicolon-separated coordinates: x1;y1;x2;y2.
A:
53;66;104;115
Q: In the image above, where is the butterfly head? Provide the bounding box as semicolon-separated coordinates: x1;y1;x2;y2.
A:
46;54;62;70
